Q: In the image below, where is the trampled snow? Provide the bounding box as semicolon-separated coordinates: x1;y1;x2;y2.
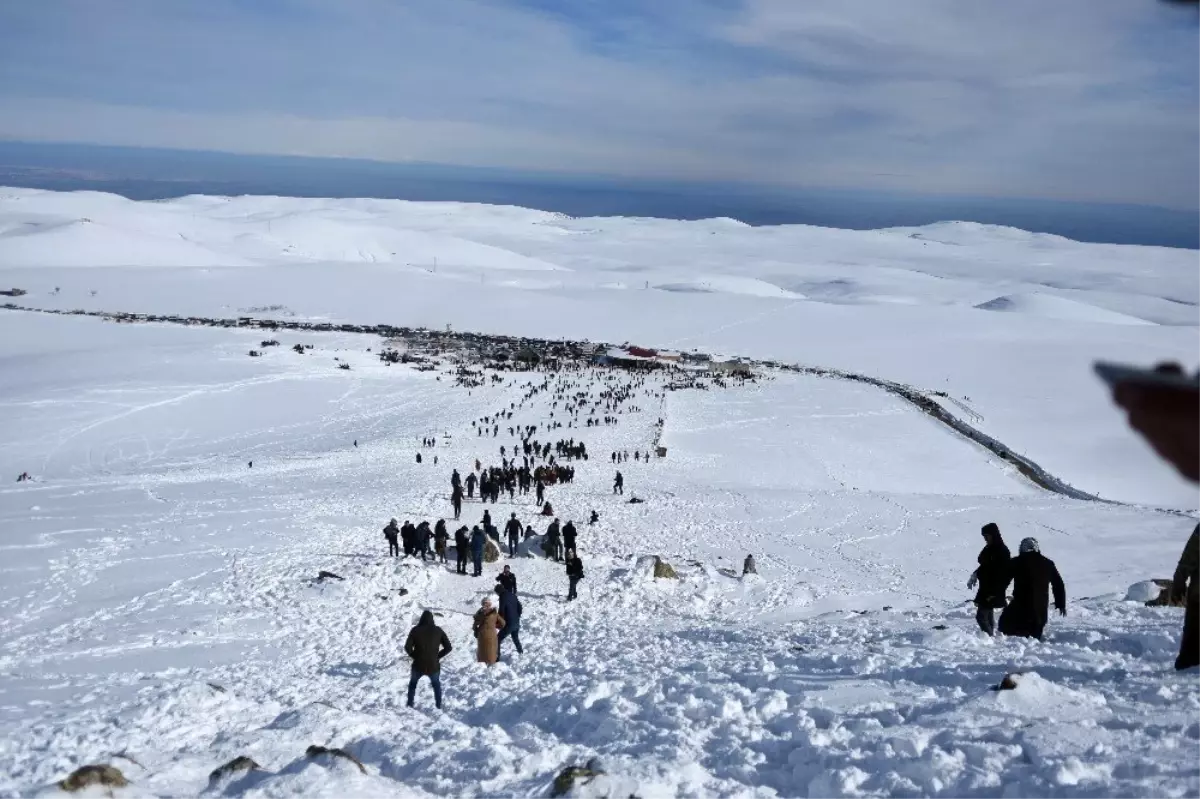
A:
0;189;1197;798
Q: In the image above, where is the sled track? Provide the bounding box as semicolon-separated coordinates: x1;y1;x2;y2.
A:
3;302;1190;517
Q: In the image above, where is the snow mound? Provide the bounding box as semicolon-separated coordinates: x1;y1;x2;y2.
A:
992;672;1110;723
654;276;804;299
1124;580;1163;602
891;220;1072;246
974;292;1155;325
0;217;255;268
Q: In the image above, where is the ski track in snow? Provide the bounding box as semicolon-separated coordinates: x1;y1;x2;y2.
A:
0;314;1196;798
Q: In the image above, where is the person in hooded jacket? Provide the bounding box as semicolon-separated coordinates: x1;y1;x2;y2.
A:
383;518;400;558
997;538;1066;640
473;596;505;665
967;522;1011;635
405;610;452;709
496;584;524;656
1171;524;1199;670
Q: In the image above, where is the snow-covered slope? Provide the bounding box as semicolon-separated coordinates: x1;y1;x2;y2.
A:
0;189;1197;796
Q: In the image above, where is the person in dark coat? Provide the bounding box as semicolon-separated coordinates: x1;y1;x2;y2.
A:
434;520;449;564
997;538;1066;640
454;526;470;574
546;518;563;562
466;471;477;499
967;522;1011;635
613;471;624;495
562;520;577;554
416;452;422;464
470;525;486;577
505;513;522;557
405;610;452;709
401;521;416;557
1172;524;1199;670
451;485;463;521
384;518;400;558
416;521;433;561
535;479;545;505
496;584;524;656
565;549;584;601
496;564;517;594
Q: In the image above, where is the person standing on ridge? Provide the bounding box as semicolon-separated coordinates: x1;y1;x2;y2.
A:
997;538;1065;641
383;518;400;558
967;522;1011;636
405;610;452;709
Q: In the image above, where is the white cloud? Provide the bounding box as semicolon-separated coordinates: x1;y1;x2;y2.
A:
0;0;1194;208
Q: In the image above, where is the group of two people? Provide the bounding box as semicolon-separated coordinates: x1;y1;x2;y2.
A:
969;523;1066;641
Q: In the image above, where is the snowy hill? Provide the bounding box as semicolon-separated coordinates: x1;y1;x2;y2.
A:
0;190;1197;797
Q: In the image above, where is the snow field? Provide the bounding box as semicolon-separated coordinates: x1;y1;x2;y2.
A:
0;311;1196;798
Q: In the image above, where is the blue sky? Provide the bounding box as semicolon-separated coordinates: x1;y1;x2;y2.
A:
0;0;1196;209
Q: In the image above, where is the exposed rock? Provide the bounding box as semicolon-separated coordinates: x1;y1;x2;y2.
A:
316;570;344;582
993;671;1026;691
209;756;262;784
484;537;502;563
652;557;678;579
58;765;128;792
551;762;606;798
306;745;366;774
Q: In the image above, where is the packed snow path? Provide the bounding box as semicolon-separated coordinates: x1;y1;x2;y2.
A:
0;313;1196;798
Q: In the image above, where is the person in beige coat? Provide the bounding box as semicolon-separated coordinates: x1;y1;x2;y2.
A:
473;596;506;665
1172;524;1199;670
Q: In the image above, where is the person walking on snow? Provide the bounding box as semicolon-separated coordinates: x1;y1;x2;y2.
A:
473;596;505;665
613;471;624;495
466;471;477;499
997;538;1065;641
1171;524;1199;670
383;518;400;558
405;610;452;709
535;478;545;506
967;522;1011;636
565;549;584;601
451;485;463;521
505;513;522;557
470;525;486;577
496;584;524;657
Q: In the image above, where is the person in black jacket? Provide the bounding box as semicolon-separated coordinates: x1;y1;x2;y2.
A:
1171;524;1199;670
383;518;400;558
454;526;470;574
505;513;522;557
496;564;517;594
565;549;584;601
496;584;524;656
967;522;1011;635
562;520;578;554
998;538;1066;640
405;610;452;709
